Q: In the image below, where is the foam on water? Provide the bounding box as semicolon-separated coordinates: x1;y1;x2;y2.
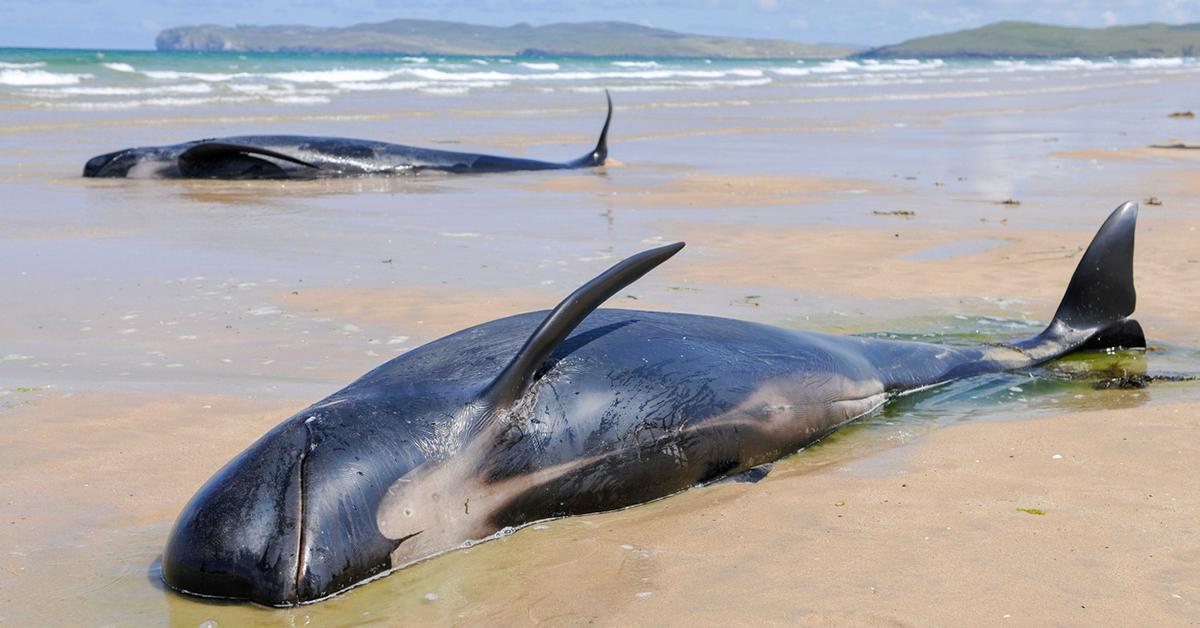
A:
267;69;400;83
0;69;92;86
1;49;1197;110
141;70;247;82
23;83;213;97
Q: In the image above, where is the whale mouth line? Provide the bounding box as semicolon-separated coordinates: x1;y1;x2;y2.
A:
293;421;316;604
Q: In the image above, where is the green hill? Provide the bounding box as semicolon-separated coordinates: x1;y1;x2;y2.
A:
859;21;1200;58
156;19;856;59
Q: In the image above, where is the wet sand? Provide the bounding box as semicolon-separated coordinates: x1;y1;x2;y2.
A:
2;72;1200;625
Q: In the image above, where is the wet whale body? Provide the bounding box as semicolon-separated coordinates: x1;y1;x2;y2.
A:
163;203;1143;606
83;93;611;179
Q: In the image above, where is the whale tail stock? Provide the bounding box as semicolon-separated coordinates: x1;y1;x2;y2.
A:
1010;201;1145;363
567;89;612;168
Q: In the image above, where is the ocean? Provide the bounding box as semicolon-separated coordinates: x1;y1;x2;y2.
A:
2;47;1198;110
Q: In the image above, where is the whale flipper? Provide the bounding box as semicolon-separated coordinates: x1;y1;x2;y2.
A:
484;241;684;409
177;142;319;179
1012;201;1144;360
709;463;774;485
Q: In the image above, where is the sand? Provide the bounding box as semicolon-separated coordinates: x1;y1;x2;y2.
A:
2;69;1199;626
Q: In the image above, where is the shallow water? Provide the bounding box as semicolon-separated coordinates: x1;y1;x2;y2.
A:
901;237;1007;261
3;49;1200;111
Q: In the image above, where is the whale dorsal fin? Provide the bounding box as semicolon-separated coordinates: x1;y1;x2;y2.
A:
483;242;684;409
177;142;319;177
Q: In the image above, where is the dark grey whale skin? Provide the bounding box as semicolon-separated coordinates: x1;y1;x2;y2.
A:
161;203;1143;607
83;94;611;179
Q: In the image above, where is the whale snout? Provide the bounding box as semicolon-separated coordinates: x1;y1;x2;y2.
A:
83;149;137;177
83;150;124;177
162;421;309;606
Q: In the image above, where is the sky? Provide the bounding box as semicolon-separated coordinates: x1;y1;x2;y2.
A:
1;0;1198;50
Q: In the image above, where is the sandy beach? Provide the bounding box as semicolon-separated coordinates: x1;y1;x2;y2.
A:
1;57;1199;626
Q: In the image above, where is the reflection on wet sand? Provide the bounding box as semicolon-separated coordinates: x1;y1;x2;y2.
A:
173;177;457;203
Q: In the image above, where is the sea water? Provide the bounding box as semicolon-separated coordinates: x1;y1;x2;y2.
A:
2;48;1198;110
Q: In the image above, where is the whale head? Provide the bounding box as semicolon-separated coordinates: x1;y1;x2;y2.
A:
83;146;177;178
160;389;478;606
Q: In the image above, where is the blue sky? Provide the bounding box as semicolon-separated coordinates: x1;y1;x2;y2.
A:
2;0;1198;50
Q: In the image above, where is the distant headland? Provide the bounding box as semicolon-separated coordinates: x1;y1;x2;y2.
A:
157;18;1200;60
857;20;1200;58
155;19;857;59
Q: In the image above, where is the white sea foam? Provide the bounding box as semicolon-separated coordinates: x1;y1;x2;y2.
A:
47;96;252;109
401;67;766;82
583;77;773;92
810;59;861;74
1129;57;1185;68
334;80;433;92
5;54;1197;110
227;83;296;94
421;86;472;95
267;69;399;83
24;83;213;96
336;79;510;92
272;95;332;105
101;62;136;73
39;93;330;110
0;69;92;86
142;70;248;81
859;59;945;72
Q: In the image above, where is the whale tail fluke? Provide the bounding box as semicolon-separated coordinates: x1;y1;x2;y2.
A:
1012;201;1145;361
568;90;612;168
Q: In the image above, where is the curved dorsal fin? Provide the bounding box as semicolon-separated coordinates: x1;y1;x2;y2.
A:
483;242;684;409
567;90;612;168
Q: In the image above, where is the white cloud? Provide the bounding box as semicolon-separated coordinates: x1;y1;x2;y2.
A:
1101;9;1118;25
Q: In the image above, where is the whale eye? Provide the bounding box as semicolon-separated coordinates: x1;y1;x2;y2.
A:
403;508;414;517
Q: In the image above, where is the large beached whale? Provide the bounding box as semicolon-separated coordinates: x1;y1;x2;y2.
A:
83;93;611;179
162;203;1144;606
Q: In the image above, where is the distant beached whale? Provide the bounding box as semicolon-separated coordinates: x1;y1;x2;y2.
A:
83;93;611;179
162;203;1143;606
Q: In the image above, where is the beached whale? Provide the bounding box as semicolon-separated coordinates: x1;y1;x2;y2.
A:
83;93;611;179
162;203;1144;606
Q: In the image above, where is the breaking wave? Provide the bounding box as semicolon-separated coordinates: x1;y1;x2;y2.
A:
0;69;92;86
1;50;1197;110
